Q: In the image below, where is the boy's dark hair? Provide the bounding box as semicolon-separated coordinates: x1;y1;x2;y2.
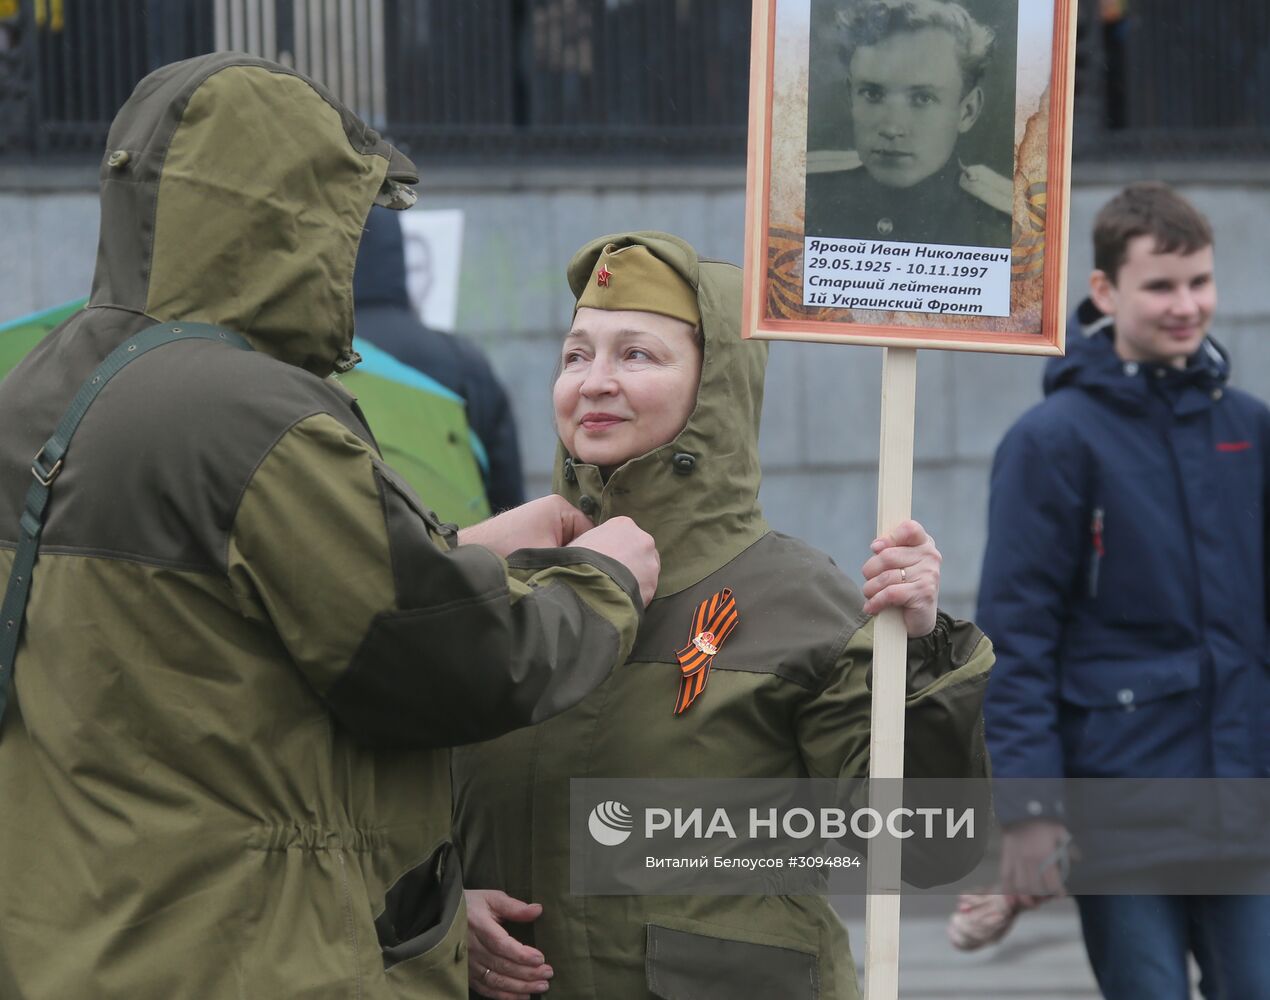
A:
1093;182;1213;283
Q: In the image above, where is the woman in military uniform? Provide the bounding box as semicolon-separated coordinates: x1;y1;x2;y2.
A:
452;231;993;1000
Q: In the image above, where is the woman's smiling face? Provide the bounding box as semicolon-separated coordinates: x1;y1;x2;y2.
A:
553;306;702;476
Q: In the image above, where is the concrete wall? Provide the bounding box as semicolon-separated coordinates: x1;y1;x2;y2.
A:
5;163;1270;617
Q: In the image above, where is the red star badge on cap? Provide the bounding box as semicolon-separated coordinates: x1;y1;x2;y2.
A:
597;264;612;287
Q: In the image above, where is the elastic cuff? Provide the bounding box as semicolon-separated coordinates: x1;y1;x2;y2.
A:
904;610;954;693
506;546;643;617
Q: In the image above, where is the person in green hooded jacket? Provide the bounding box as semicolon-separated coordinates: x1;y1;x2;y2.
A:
452;232;994;1000
0;55;660;999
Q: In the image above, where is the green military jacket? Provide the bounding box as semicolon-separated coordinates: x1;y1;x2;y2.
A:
453;233;993;1000
0;55;640;999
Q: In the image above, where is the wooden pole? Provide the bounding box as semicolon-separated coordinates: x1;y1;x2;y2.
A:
864;346;917;1000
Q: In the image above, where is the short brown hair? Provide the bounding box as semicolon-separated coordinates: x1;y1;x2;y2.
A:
1093;182;1213;283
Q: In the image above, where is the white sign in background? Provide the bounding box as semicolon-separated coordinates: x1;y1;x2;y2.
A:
399;209;465;332
802;236;1011;319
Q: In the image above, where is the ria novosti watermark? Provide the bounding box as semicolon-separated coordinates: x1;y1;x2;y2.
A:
588;798;973;879
603;802;975;843
573;778;986;895
571;778;1270;896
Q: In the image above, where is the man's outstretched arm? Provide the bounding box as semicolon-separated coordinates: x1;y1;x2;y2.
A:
227;413;656;748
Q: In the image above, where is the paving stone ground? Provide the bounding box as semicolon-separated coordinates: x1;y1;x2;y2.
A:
831;896;1202;999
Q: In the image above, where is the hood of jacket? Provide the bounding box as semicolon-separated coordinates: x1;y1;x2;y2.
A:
353;205;412;310
88;52;418;376
552;232;770;598
1043;297;1230;415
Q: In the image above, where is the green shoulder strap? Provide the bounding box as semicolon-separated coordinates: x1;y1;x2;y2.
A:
0;321;253;724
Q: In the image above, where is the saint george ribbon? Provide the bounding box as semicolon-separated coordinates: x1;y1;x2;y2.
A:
674;588;739;715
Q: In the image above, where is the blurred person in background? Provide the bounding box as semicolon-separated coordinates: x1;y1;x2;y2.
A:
355;205;525;513
979;182;1270;999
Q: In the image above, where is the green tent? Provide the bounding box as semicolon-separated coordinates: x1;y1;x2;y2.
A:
0;303;490;528
0;299;86;374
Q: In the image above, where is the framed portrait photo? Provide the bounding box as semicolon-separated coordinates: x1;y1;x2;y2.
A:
742;0;1078;354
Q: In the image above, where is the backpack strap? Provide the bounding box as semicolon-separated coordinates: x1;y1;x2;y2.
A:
0;321;254;723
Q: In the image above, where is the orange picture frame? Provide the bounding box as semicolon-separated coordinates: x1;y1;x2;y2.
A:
742;0;1079;355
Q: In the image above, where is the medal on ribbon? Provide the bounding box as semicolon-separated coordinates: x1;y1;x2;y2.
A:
674;588;739;715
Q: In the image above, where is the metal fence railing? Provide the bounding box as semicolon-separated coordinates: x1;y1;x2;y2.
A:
0;0;752;162
380;0;751;159
0;0;1267;164
1072;0;1270;158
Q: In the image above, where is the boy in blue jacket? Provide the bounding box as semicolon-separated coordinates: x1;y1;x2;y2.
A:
979;182;1270;998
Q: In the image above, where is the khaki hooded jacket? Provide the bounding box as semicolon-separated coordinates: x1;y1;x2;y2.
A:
0;55;641;999
453;232;993;1000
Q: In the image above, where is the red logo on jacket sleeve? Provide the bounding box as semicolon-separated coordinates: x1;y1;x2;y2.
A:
1216;441;1252;453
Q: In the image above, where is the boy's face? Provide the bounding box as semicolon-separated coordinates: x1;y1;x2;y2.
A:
1090;234;1216;369
848;27;983;189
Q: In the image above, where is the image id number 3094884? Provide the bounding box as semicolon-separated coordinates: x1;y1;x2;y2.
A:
787;853;864;869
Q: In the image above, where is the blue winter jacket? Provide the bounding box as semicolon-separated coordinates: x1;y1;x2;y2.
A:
979;302;1270;831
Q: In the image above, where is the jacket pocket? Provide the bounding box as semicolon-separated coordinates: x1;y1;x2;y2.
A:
1059;651;1201;709
375;842;466;975
645;921;819;1000
1057;651;1205;777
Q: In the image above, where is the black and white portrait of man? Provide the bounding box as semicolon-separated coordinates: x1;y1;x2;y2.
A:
804;0;1018;249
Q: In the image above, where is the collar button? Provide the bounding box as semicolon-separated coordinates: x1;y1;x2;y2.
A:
672;452;697;475
578;494;597;516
